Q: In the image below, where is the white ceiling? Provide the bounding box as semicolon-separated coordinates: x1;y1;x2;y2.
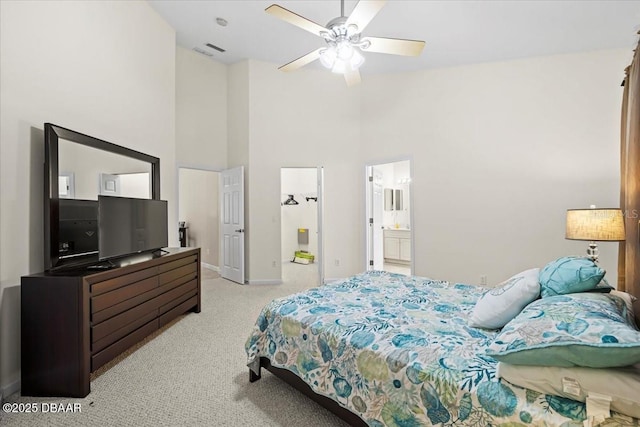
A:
148;0;640;75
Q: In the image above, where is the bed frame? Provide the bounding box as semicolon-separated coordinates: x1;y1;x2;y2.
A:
249;356;368;426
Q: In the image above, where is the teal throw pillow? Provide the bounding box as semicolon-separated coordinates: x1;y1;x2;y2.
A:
539;256;605;298
486;293;640;368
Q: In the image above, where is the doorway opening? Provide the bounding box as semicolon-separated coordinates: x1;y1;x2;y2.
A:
177;167;220;280
280;167;324;286
366;160;413;276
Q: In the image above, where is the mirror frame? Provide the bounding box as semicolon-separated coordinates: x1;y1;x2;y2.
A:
44;123;160;270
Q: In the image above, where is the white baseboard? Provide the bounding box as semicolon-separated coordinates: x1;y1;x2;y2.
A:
201;262;219;272
1;378;20;400
246;279;283;285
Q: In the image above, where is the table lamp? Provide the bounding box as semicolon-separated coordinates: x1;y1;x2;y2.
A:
565;206;626;262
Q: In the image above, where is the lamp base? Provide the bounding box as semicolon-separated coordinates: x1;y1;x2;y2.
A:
586;241;599;263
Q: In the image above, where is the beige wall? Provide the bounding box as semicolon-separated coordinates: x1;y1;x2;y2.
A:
0;0;176;396
178;168;219;267
227;61;251;278
176;47;227;170
361;49;629;285
237;50;627;287
175;46;226;270
246;60;362;283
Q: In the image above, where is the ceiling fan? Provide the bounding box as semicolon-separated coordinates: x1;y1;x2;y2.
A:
266;0;425;86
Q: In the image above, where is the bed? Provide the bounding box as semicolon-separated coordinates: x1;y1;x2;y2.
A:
245;270;640;426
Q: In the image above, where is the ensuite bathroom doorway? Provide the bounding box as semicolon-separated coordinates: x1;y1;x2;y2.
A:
280;167;324;286
366;160;413;276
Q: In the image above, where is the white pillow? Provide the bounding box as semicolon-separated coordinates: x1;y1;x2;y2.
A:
497;362;640;419
468;268;540;329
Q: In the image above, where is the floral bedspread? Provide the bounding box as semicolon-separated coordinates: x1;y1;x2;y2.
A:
245;271;638;426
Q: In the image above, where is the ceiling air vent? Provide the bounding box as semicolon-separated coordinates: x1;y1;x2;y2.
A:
193;47;213;57
205;43;226;53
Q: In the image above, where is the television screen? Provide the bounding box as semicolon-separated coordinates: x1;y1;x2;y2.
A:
59;199;98;258
98;196;168;260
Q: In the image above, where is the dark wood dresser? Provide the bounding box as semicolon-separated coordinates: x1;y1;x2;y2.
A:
21;247;201;397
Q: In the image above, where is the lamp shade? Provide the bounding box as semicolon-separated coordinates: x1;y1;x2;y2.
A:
566;208;626;241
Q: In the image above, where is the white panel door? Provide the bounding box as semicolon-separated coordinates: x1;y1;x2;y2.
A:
316;167;324;284
220;166;245;284
367;167;385;271
372;169;384;270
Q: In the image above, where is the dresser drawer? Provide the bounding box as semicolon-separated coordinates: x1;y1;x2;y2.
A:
90;266;159;296
158;254;197;273
92;311;157;353
92;296;160;345
159;271;197;293
91;276;158;315
92;286;161;324
159;295;198;328
91;319;159;372
91;271;196;324
91;279;197;352
159;262;197;286
156;279;198;313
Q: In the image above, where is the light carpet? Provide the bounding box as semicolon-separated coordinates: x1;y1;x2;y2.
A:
1;263;349;426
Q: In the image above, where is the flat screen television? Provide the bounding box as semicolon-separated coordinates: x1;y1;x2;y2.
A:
59;199;98;259
98;196;168;261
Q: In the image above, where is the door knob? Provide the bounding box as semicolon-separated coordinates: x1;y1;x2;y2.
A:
235;229;244;233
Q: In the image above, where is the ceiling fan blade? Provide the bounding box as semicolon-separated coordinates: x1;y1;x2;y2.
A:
279;48;323;72
344;69;361;87
265;4;327;37
361;36;425;56
345;0;386;32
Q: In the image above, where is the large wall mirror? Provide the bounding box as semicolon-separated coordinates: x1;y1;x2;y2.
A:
45;123;160;270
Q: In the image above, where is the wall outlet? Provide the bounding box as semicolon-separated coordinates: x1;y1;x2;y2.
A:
272;260;277;267
334;259;340;267
480;275;487;286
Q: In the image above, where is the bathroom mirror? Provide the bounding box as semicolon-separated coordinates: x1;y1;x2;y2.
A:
384;188;394;211
394;189;403;210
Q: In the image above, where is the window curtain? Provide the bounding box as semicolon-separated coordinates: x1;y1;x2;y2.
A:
618;35;640;304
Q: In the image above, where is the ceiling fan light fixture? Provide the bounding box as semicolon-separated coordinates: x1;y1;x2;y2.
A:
319;48;337;68
346;24;359;37
350;48;365;69
336;41;354;60
331;58;347;74
328;48;364;74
